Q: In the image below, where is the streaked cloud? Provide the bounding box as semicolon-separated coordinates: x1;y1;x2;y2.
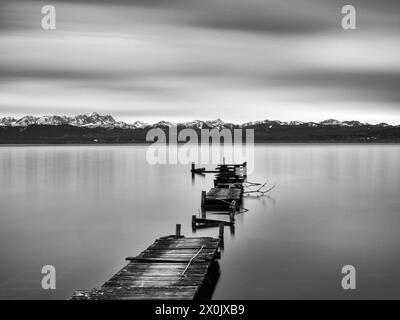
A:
0;0;400;124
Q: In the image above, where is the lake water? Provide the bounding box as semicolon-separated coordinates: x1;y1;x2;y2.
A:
0;144;399;299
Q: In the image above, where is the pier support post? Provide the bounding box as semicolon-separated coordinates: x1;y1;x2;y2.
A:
191;162;195;172
192;215;196;230
201;207;206;219
175;224;181;237
230;201;236;225
201;191;206;208
219;223;225;250
219;223;224;240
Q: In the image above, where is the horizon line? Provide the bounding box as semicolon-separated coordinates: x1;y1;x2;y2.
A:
0;112;399;126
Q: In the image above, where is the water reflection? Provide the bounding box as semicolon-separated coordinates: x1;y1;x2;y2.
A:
0;144;400;299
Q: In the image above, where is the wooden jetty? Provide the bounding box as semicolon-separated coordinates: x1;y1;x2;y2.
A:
71;225;222;300
70;161;250;300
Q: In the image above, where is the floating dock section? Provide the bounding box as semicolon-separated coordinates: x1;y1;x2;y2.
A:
203;188;242;210
192;162;247;229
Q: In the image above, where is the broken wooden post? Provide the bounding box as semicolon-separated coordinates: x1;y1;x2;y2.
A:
192;215;196;230
201;191;206;208
175;224;181;237
230;200;236;224
230;210;235;224
219;223;225;250
191;162;195;172
201;206;206;219
218;223;224;240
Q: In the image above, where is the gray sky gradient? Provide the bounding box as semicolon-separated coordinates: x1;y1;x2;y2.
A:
0;0;400;123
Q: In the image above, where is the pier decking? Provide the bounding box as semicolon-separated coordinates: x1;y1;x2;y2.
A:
203;187;242;210
198;162;247;211
71;233;221;300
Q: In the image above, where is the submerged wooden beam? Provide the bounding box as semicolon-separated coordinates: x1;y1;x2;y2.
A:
192;215;234;229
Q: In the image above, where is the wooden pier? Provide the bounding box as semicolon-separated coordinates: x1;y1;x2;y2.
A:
71;225;222;300
70;161;252;300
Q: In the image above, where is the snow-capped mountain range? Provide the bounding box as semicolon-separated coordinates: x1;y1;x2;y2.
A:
0;112;395;129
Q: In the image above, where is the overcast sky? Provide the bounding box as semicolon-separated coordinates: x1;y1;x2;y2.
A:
1;0;400;124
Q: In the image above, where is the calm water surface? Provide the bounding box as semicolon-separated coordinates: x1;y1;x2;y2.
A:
0;144;399;299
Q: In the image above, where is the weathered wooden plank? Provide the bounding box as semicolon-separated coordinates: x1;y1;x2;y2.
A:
139;248;217;254
122;262;209;269
132;254;215;260
121;263;210;270
128;252;217;262
72;287;198;300
127;240;219;262
106;274;206;281
154;238;219;243
147;243;219;250
145;246;218;250
151;241;219;245
128;257;208;263
116;269;209;276
103;280;204;288
106;276;206;282
143;248;216;253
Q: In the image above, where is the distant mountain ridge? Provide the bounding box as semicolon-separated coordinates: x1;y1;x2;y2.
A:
1;112;400;143
0;112;396;129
